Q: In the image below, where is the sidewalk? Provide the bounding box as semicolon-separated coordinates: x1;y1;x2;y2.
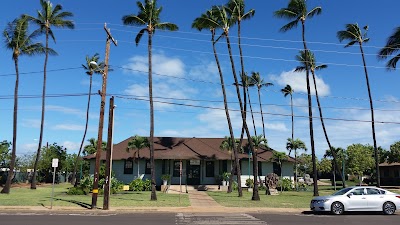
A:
0;189;308;214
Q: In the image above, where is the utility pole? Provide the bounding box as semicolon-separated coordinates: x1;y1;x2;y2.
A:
103;96;115;210
91;23;117;209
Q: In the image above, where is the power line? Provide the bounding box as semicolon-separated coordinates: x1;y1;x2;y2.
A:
113;95;400;125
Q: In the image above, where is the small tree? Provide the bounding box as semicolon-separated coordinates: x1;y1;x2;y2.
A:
286;138;306;190
127;135;149;178
346;144;375;185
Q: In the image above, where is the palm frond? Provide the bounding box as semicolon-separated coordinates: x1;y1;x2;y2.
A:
122;15;147;26
156;22;178;31
344;40;357;48
135;28;147;46
294;66;306;72
307;7;322;18
274;9;297;19
386;54;400;70
315;64;328;70
279;20;299;32
378;27;400;59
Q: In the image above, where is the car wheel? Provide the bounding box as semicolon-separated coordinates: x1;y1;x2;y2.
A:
331;201;344;215
383;201;396;215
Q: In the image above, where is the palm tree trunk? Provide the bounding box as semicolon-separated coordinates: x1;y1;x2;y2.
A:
211;30;242;196
72;75;93;186
247;87;257;136
310;69;345;188
148;31;157;201
257;88;266;139
238;20;246;148
359;43;380;187
301;20;318;196
32;29;50;190
1;58;19;194
225;33;259;200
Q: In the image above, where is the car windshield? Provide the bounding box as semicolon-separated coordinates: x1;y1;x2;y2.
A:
332;187;353;196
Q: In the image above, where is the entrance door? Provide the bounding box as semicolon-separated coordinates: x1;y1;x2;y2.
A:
187;160;201;185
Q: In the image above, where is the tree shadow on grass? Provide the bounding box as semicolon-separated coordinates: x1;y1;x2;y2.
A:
54;198;92;209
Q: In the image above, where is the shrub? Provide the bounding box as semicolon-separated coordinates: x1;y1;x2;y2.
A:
278;178;293;191
222;172;231;181
129;178;144;191
245;178;254;188
232;181;238;191
143;179;151;191
67;187;86;195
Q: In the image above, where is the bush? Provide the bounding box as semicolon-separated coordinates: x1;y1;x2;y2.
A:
245;178;254;188
232;181;238;191
222;172;231;181
143;179;151;191
161;174;170;181
129;179;144;191
67;187;86;195
278;178;293;191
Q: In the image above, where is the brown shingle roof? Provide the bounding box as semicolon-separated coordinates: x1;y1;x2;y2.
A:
84;136;294;162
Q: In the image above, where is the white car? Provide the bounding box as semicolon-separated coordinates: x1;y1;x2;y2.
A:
310;186;400;215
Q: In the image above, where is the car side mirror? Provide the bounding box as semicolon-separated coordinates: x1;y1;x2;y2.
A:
347;193;353;198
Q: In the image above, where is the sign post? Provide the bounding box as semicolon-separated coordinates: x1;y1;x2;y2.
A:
51;158;59;209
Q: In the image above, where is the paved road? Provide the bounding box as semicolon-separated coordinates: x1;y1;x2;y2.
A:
0;212;399;225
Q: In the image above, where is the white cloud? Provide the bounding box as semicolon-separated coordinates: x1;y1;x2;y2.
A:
270;70;330;96
62;141;81;152
188;61;219;81
21;119;41;128
124;53;185;78
52;124;85;131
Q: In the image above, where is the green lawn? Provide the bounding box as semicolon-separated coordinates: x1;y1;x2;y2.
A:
0;183;190;208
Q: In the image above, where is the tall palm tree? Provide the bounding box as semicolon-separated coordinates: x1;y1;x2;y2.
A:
227;0;255;145
337;23;380;187
281;85;294;149
250;72;273;140
1;17;46;194
192;9;243;196
249;135;267;199
213;5;258;200
378;27;400;69
239;73;257;137
286;138;307;191
122;0;178;200
294;50;345;188
71;54;105;185
25;0;74;189
126;135;150;178
274;0;322;196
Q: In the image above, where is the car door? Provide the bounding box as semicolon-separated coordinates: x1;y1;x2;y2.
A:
347;188;368;210
366;188;385;210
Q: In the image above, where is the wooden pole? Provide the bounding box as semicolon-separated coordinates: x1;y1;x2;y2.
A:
91;23;117;209
103;96;115;210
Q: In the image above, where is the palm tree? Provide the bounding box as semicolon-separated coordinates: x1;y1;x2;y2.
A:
281;85;294;148
213;5;257;200
249;135;267;200
71;54;105;185
272;151;288;192
227;0;255;145
294;50;345;188
192;9;243;196
83;138;106;156
25;0;74;189
324;147;346;188
126;135;150;178
220;136;241;192
1;17;46;194
337;23;380;187
378;27;400;69
250;72;273;140
286;138;307;191
274;0;322;196
122;0;178;200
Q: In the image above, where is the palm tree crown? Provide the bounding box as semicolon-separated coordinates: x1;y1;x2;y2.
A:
274;0;321;32
122;0;178;45
294;50;327;73
82;53;105;76
337;23;369;47
281;85;293;98
24;0;74;42
378;27;400;69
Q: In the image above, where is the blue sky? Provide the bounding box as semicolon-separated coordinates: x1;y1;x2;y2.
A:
1;0;400;159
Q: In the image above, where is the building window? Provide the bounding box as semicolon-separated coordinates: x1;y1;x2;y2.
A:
124;160;133;174
258;161;262;176
173;160;181;177
145;160;151;174
206;161;214;177
383;169;389;178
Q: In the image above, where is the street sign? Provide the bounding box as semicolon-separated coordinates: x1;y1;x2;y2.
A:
52;158;59;168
